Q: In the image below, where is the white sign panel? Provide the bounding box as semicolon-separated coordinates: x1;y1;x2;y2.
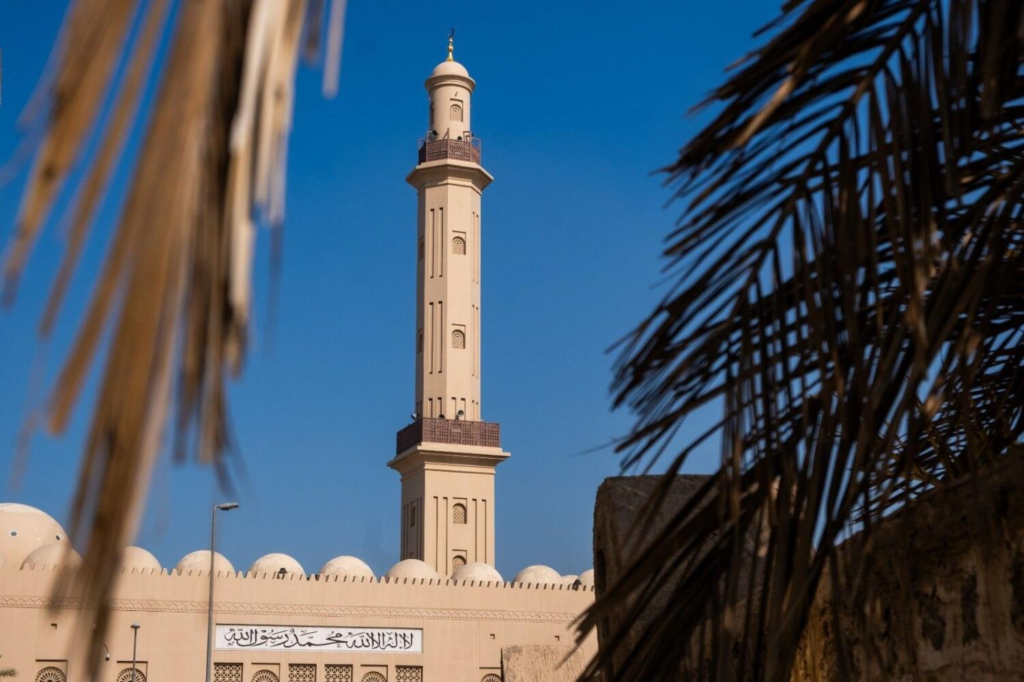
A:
216;625;423;653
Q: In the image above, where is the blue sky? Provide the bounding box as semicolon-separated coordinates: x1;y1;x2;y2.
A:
0;1;778;579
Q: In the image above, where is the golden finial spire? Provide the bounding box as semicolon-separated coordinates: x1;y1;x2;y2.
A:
447;28;455;61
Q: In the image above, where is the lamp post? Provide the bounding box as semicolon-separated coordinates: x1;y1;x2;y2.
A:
130;623;140;681
205;502;239;682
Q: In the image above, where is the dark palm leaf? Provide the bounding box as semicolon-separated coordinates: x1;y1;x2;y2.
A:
579;0;1024;679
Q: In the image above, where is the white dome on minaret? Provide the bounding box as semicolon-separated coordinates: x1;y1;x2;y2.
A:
429;59;471;81
424;33;476;142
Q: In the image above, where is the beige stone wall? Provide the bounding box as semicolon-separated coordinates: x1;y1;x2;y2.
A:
0;564;596;682
500;645;589;682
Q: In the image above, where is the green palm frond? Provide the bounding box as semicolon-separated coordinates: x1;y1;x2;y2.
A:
580;0;1024;678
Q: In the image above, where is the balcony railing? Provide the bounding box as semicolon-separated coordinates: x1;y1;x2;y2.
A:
396;418;500;455
417;137;482;164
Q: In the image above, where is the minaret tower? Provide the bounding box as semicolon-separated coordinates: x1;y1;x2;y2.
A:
388;36;510;577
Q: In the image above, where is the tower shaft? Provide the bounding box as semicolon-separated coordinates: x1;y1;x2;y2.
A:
414;167;485;420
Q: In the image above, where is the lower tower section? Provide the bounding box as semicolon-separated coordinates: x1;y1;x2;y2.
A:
389;419;509;576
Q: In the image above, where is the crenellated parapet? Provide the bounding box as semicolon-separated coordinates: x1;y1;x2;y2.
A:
2;563;595;593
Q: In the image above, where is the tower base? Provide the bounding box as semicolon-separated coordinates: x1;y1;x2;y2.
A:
388;436;510;576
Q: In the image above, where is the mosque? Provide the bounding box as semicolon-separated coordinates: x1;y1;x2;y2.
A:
0;40;598;682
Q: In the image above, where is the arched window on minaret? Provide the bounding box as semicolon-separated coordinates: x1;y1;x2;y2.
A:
452;329;466;349
452;236;466;255
453;503;467;524
452;555;466;573
450;103;463;122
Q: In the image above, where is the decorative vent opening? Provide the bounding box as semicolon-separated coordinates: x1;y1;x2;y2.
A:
214;664;243;682
452;555;467;572
361;673;387;682
453;503;467;524
452;329;466;349
288;665;316;682
35;669;66;682
325;665;353;682
117;671;147;682
482;675;502;682
452;236;466;255
450;104;463;122
252;672;279;682
396;668;422;682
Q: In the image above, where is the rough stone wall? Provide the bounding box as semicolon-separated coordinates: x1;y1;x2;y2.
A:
794;455;1024;681
592;475;711;678
593;458;1024;681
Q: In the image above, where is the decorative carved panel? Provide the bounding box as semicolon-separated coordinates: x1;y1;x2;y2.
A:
214;663;243;682
324;666;352;682
35;669;66;682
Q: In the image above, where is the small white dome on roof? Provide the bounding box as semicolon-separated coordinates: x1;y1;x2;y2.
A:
120;546;161;571
320;555;375;578
250;553;305;576
22;543;83;569
451;562;502;582
513;565;561;585
561;574;579;585
176;550;234;574
577;569;595;587
386;559;440;580
0;503;70;567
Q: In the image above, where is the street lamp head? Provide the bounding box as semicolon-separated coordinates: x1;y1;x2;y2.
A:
131;623;140;630
215;502;239;511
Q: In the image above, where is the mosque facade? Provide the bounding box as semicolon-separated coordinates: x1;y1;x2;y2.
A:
0;42;597;682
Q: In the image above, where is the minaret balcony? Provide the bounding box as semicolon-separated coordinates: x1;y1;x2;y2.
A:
396;417;500;455
418;137;482;164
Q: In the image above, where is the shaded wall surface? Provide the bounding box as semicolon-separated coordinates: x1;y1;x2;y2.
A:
592;475;710;678
795;455;1024;681
0;565;596;681
594;459;1024;681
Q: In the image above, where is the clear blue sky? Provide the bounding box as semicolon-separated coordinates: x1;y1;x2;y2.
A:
0;1;777;579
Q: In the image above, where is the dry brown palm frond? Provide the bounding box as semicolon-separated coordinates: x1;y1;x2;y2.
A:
2;0;346;675
579;0;1024;679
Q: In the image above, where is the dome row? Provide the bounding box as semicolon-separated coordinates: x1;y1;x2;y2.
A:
1;504;594;586
172;553;594;587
